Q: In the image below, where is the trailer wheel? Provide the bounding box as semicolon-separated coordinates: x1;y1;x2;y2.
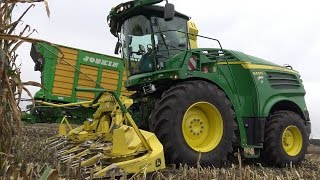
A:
151;80;236;166
262;111;308;166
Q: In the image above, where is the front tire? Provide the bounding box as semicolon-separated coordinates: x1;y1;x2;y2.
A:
262;111;308;166
151;80;236;166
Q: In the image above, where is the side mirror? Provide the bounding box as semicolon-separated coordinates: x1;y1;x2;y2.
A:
164;3;175;21
114;41;121;54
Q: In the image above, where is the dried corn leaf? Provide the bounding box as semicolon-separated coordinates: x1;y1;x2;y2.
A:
22;80;43;88
43;0;49;17
7;4;34;35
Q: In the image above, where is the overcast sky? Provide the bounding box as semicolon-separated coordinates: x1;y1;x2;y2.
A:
14;0;320;138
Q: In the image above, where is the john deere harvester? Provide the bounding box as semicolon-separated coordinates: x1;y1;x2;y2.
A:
48;0;311;178
107;0;311;168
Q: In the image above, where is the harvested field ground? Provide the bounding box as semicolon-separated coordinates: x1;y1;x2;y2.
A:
1;123;320;179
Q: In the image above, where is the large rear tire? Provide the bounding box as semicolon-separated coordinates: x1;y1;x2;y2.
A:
262;111;308;167
151;80;236;166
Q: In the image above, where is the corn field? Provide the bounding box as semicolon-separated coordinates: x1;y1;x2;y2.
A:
0;0;48;174
1;1;320;180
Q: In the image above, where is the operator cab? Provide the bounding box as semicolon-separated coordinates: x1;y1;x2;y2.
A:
111;5;190;76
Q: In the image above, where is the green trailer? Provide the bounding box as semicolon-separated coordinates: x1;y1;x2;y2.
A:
25;42;132;123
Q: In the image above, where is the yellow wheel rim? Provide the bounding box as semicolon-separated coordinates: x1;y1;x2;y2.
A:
282;125;303;156
182;102;223;152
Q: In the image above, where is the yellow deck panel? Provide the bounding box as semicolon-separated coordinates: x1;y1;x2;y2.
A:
52;87;72;96
53;76;74;84
102;71;119;76
76;86;96;99
81;65;99;70
79;68;99;76
80;64;99;74
78;74;98;81
55;70;75;78
59;47;78;55
58;57;77;63
101;74;119;81
100;82;118;87
100;88;117;92
53;81;73;89
77;65;98;86
76;91;95;99
55;64;76;72
100;78;119;85
54;47;77;93
76;65;98;100
57;60;77;66
102;72;119;80
100;80;118;85
77;80;97;87
101;78;119;83
62;53;77;60
100;84;118;91
101;68;134;96
78;72;96;78
58;57;77;62
100;87;118;92
102;69;119;74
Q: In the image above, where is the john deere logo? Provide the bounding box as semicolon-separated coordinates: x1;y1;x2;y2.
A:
155;158;161;167
83;56;119;68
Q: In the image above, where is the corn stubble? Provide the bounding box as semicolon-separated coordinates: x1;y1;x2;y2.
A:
0;123;319;180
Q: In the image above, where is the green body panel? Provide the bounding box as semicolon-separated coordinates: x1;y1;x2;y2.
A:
126;48;308;147
229;50;306;117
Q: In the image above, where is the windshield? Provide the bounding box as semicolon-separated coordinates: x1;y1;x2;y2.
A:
121;15;188;75
151;17;188;63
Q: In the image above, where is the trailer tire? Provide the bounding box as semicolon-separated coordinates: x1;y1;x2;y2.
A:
151;80;236;166
262;111;308;167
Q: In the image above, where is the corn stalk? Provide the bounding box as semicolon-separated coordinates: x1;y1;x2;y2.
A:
0;0;49;168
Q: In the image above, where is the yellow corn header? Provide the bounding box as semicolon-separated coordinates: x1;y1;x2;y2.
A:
45;88;165;178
